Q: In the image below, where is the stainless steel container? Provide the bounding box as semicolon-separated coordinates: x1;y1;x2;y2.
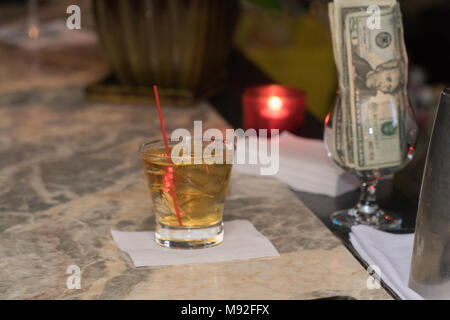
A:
409;88;450;299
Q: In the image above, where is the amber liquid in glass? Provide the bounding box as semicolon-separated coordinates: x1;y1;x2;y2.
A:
141;147;232;248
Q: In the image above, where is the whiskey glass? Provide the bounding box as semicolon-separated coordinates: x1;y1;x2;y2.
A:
140;138;234;248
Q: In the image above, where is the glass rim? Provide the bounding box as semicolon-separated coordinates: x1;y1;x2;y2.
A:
139;137;235;160
243;84;305;99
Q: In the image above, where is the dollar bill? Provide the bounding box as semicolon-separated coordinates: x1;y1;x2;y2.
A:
330;92;347;166
331;0;365;167
329;0;409;170
328;3;346;166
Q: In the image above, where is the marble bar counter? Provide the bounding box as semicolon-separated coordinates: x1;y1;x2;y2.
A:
0;42;392;300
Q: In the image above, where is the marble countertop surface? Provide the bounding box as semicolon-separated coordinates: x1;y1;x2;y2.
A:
0;37;392;300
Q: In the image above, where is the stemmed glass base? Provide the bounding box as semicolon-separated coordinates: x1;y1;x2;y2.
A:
330;173;402;230
330;208;402;230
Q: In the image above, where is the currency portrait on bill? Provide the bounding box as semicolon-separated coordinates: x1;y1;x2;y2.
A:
352;52;404;97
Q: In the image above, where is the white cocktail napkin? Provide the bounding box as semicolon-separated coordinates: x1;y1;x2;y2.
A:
349;225;423;300
111;220;279;267
233;131;359;197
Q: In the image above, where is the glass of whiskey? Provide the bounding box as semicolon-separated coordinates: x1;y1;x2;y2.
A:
140;138;233;249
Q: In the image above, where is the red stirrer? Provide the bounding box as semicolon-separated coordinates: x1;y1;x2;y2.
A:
153;85;183;226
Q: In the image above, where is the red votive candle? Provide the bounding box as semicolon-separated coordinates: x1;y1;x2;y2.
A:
242;84;306;136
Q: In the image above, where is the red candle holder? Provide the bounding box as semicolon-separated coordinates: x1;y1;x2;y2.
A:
242;84;306;136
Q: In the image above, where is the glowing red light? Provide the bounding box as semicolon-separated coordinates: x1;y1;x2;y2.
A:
267;96;282;111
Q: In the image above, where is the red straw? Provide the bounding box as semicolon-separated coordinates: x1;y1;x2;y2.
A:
153;85;183;226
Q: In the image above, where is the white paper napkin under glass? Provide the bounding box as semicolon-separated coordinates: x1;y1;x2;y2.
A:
111;220;279;267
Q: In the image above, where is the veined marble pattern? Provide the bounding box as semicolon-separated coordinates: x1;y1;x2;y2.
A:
0;42;392;300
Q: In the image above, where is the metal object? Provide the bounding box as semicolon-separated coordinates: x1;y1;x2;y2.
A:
409;88;450;299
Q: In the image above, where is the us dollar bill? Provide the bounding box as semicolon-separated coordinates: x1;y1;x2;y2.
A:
329;0;408;170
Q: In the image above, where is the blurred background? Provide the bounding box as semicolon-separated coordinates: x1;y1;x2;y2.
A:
0;0;448;201
1;0;448;112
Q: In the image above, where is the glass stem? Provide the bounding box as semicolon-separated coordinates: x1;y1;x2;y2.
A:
356;174;379;215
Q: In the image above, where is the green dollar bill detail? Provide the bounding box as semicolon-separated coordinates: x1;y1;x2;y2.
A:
343;2;408;170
